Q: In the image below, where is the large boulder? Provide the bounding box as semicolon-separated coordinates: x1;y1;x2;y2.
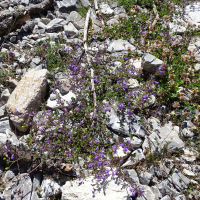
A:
6;69;49;132
61;172;133;200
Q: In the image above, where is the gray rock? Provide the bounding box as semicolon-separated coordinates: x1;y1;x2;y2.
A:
123;136;142;148
136;185;157;200
107;39;135;53
159;159;174;177
161;196;171;200
171;169;190;191
0;120;10;133
31;191;40;200
0;133;7;146
32;171;42;191
156;179;180;198
80;0;91;7
147;117;161;131
21;0;29;5
122;149;145;167
3;170;15;182
46;10;56;20
122;169;139;183
46;89;76;109
106;18;119;26
41;178;61;198
0;105;6;117
46;18;67;33
175;195;186;200
181;148;197;163
55;0;78;13
142;53;163;74
139;171;152;185
106;106;145;137
181;120;195;137
10;36;16;43
0;167;4;176
3;174;32;200
150;185;162;199
61;173;133;200
148;122;185;153
64;22;79;37
66;11;85;30
114;6;126;15
1;89;10;101
99;3;114;15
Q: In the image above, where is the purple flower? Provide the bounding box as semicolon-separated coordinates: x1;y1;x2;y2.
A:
95;147;99;150
103;162;108;166
11;154;14;160
158;111;162;116
148;87;152;91
97;173;101;179
95;140;99;144
102;175;105;179
83;136;86;139
155;81;159;84
142;95;149;99
132;191;136;197
130;188;134;192
160;71;164;75
100;153;105;158
139;30;142;33
118;103;124;109
74;123;78;126
97;162;102;167
88;163;94;167
68;139;71;143
123;147;128;152
101;147;105;152
78;102;82;107
89;141;92;145
105;169;110;175
127;140;131;145
117;80;121;84
52;146;55;149
80;121;83;125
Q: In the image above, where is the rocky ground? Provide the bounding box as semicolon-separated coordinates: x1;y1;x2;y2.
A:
0;0;200;199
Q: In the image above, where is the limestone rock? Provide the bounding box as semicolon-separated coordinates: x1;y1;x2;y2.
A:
6;69;49;132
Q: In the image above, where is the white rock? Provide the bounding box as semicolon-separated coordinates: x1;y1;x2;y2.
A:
183;169;196;177
61;173;133;200
41;179;61;198
181;148;198;163
122;149;145;167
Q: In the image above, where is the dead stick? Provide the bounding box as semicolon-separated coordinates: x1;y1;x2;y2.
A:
94;0;105;28
149;4;160;34
83;8;97;117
